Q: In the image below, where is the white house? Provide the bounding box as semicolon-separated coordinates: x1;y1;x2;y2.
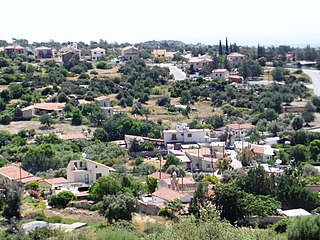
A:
66;155;115;185
250;145;275;162
227;52;246;64
212;69;229;80
91;47;106;62
121;46;139;60
225;123;255;139
163;123;211;145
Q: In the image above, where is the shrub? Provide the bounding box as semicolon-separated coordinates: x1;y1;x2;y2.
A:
25;181;40;191
287;215;320;240
96;61;112;70
133;156;144;166
48;191;76;208
274;218;291;234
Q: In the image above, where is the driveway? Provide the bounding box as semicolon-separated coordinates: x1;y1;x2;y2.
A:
302;69;320;96
156;63;187;81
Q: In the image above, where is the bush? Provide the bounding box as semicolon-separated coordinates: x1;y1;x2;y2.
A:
96;61;112;70
133;156;144;166
48;191;76;208
287;215;320;240
25;181;40;191
274;218;291;233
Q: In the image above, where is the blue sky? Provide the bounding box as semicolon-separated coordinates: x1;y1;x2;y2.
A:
1;0;320;46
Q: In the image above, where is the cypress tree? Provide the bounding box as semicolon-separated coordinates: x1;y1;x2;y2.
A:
219;40;223;55
225;37;229;55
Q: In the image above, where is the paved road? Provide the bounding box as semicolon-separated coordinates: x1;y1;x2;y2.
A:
158;63;186;81
303;69;320;96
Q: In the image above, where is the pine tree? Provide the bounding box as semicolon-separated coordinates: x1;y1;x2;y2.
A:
219;40;223;56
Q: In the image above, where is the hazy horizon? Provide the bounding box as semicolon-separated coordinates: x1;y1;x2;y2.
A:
1;0;320;47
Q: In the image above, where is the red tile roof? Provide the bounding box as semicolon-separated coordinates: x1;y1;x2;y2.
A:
0;165;40;183
148;172;171;180
42;177;68;185
250;145;265;155
226;123;254;130
34;102;66;111
4;45;24;50
152;187;186;202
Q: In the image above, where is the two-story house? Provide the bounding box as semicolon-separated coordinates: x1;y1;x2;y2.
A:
66;156;115;185
34;46;53;59
227;52;246;64
94;95;113;117
163;123;211;145
121;45;139;60
4;45;24;57
91;47;106;62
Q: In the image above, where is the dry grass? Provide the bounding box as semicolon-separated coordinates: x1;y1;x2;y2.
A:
0;120;96;135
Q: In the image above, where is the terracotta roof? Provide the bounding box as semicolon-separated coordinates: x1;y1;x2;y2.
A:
212;69;228;73
152;49;166;56
227;52;245;57
152;187;186;202
165;51;176;58
91;47;105;52
94;96;109;101
42;177;68;185
34;46;51;51
86;159;116;172
60;133;87;141
4;45;24;50
226;123;254;130
122;45;138;51
148;172;171;180
161;177;196;185
250;145;264;154
0;165;40;183
34;102;66;111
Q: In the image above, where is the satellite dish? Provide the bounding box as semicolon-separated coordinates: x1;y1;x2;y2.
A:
82;153;87;159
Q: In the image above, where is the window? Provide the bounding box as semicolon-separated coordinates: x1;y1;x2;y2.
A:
207;164;211;168
74;162;78;168
187;133;192;138
79;162;83;168
220;74;222;77
84;174;89;184
94;52;96;54
172;134;177;140
96;173;102;180
181;133;184;136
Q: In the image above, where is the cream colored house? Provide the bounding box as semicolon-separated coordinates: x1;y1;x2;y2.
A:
121;46;139;60
91;47;106;61
212;69;229;80
227;52;246;64
67;157;115;185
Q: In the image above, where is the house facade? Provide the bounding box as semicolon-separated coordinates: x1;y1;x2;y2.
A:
91;47;106;62
4;45;24;57
121;46;139;60
188;55;212;71
94;96;113;117
212;69;229;80
227;52;246;64
66;157;115;185
163;123;210;145
225;123;255;139
34;46;53;59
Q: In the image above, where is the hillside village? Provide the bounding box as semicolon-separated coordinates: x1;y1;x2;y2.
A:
1;38;320;239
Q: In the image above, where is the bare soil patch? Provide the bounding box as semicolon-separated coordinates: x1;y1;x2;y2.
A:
0;120;96;135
